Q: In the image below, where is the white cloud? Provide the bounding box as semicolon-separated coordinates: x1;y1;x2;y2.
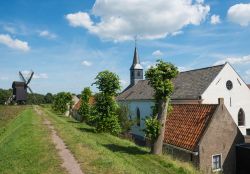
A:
66;0;210;41
119;79;128;86
171;31;183;36
81;60;92;66
141;61;155;69
228;3;250;26
214;55;250;65
0;34;30;51
39;30;57;39
152;50;163;57
210;14;221;24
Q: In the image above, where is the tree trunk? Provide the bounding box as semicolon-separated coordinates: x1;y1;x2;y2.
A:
152;98;169;155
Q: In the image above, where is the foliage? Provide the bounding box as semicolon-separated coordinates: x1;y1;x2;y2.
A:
93;70;121;96
145;60;178;101
92;71;121;135
0;88;12;105
44;93;54;103
52;92;72;114
145;60;178;154
144;116;161;142
93;93;121;135
26;93;46;104
116;104;134;133
78;87;92;122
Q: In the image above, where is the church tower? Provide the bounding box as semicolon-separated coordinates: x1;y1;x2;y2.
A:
130;46;143;86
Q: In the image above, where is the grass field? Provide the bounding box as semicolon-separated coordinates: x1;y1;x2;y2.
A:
0;106;66;174
42;106;200;174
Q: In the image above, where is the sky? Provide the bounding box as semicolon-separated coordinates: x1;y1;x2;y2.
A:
0;0;250;94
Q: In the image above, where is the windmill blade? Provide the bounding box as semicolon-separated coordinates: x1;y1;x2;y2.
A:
27;86;34;94
19;71;27;83
26;71;34;85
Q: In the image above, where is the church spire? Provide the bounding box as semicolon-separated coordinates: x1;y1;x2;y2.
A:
130;38;143;86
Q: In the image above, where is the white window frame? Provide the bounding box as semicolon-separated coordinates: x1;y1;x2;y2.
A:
212;154;222;172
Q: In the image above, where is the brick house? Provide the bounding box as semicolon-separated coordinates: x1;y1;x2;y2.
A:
164;98;244;173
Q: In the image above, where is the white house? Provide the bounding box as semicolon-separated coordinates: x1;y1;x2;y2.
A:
117;47;250;138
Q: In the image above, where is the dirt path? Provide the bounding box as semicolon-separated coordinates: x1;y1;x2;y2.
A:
34;106;84;174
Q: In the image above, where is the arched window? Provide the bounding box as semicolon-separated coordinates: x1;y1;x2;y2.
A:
136;107;140;126
238;108;245;126
137;71;140;76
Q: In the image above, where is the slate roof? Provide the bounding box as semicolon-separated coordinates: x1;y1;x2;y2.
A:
164;104;218;151
117;64;225;101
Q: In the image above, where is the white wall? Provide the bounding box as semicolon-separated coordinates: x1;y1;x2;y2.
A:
119;100;154;137
202;63;250;135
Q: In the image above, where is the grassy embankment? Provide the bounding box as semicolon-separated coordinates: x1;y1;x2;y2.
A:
0;106;66;174
42;105;200;174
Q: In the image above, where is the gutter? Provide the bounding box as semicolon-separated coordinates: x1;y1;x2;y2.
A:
164;143;199;156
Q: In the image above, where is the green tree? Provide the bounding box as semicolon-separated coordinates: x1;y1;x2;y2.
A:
78;87;92;122
145;60;178;154
116;104;134;133
44;93;54;104
92;70;121;135
0;89;12;105
52;92;72;114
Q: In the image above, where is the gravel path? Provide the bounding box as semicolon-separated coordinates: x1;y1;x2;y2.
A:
34;106;84;174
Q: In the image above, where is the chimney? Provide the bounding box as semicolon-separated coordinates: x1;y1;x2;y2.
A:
218;98;224;105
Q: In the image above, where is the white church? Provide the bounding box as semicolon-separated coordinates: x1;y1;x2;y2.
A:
117;47;250;138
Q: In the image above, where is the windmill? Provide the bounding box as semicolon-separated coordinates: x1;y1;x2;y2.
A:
7;71;34;104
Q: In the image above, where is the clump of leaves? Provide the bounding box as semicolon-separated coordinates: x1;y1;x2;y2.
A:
92;70;121;135
144;116;161;142
78;87;92;122
116;104;134;133
52;92;72;114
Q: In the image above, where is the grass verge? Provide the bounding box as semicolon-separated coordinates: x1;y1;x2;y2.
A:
42;106;200;174
0;106;66;174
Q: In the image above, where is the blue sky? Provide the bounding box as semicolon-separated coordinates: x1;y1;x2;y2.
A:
0;0;250;94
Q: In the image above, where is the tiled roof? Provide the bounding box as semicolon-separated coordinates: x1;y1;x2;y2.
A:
117;64;225;101
164;104;218;151
72;96;95;110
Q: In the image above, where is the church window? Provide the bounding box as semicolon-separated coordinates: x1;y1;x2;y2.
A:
238;108;245;126
136;107;141;126
137;71;140;76
226;80;233;90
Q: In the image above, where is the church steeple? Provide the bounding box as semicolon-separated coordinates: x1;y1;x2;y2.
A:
130;44;143;86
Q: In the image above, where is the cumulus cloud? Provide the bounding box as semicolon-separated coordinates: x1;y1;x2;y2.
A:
66;0;210;41
214;55;250;65
210;14;221;24
81;60;92;66
152;50;163;57
0;34;30;51
228;3;250;26
39;30;57;39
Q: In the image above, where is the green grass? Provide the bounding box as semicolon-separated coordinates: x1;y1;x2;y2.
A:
0;106;66;174
42;106;200;174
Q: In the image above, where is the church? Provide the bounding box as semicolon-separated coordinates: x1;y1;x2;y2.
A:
117;46;250;137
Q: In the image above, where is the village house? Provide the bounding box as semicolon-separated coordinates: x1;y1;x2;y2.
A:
164;99;244;173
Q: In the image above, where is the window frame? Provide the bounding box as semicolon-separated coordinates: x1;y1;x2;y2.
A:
136;107;141;127
212;154;222;172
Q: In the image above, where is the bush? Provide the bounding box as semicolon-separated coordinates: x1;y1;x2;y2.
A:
78;87;92;122
117;104;134;133
52;92;72;114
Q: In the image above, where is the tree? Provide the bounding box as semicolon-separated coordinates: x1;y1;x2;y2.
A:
92;70;121;135
52;92;72;114
0;89;12;105
78;87;92;122
44;93;54;104
145;60;178;154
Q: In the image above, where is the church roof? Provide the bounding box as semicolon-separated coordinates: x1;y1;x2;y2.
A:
117;64;225;101
164;104;218;151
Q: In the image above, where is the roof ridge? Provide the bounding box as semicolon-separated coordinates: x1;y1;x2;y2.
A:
180;63;225;73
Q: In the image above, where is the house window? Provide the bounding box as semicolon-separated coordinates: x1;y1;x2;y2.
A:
136;107;140;126
238;108;245;126
212;154;222;171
